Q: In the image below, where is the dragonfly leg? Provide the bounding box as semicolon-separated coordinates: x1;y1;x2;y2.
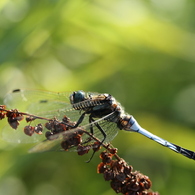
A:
74;112;86;127
86;116;107;163
89;116;106;143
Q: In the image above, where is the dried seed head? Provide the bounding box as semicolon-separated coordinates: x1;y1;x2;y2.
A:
115;172;126;182
25;116;36;122
34;123;43;134
24;126;35;136
6;109;24;129
110;179;122;193
45;131;55;140
92;142;101;152
100;151;113;164
61;140;70;150
77;145;91;155
0;112;6;120
104;170;115;181
45;121;53;131
97;162;107;174
109;148;118;155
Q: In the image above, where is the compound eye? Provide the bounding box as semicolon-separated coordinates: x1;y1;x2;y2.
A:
69;92;75;104
70;91;85;104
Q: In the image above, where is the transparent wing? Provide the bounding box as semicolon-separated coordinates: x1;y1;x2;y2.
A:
1;118;46;143
2;89;83;143
29;113;119;153
4;89;72;116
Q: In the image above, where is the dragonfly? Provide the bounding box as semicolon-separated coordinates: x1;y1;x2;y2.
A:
1;89;195;160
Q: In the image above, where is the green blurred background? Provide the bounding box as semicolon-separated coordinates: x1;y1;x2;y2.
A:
0;0;195;194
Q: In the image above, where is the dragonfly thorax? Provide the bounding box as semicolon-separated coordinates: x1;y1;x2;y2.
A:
117;115;132;130
69;91;123;121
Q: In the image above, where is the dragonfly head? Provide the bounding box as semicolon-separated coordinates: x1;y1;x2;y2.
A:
70;91;85;104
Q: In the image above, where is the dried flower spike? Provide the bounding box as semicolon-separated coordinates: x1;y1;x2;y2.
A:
97;149;159;195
